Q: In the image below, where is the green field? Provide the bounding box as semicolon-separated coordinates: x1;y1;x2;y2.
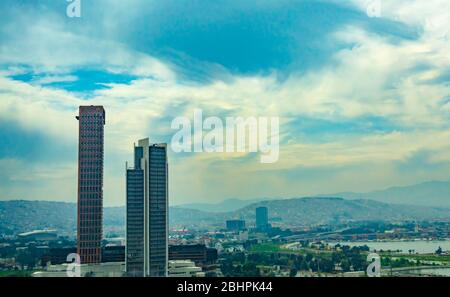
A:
0;270;35;277
249;243;282;253
395;254;450;264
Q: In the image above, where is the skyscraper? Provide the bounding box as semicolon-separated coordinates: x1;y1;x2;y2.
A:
256;206;269;230
76;106;105;264
126;139;168;277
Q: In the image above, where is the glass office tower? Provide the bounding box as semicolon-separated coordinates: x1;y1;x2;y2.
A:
76;105;105;264
256;206;269;230
126;138;168;276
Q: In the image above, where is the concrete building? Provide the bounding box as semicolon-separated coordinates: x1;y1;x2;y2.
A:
102;246;125;263
41;246;125;266
18;230;57;241
126;139;168;277
226;219;246;231
32;262;125;277
169;244;218;266
168;260;205;277
76;106;105;264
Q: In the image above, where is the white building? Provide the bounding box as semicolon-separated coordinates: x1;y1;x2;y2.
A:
168;260;205;277
32;262;125;277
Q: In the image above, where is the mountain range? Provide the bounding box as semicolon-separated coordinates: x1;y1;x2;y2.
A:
1;180;449;235
1;196;449;236
321;180;450;208
175;198;266;213
176;181;450;212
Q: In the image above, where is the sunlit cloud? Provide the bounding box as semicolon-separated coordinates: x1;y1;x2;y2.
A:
0;0;449;205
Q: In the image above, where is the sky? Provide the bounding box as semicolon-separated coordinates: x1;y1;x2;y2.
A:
0;0;450;206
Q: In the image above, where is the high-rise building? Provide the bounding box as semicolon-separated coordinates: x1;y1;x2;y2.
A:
256;206;269;230
76;106;105;264
126;139;168;277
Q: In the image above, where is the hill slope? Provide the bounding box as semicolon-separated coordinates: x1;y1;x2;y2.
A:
325;181;450;208
231;197;450;226
0;200;124;237
176;198;265;213
1;198;449;235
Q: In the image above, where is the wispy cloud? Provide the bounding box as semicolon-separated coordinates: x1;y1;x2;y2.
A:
0;0;449;205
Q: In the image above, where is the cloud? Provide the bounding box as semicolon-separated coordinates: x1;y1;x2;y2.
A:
0;0;450;205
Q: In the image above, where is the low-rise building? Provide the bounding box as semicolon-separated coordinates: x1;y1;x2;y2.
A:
168;260;205;277
18;230;58;242
32;262;125;277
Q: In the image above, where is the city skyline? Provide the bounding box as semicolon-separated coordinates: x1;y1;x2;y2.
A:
0;0;449;282
0;1;450;207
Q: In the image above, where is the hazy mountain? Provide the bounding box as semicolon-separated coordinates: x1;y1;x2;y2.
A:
0;200;124;237
0;200;217;235
231;197;450;226
323;181;450;208
0;200;76;236
170;207;221;228
1;197;449;235
176;198;266;213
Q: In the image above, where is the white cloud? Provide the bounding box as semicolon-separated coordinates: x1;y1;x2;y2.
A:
0;15;175;80
1;0;450;204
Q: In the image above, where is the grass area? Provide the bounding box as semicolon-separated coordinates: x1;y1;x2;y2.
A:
249;243;282;253
249;243;333;258
0;270;35;277
398;254;450;263
378;251;450;263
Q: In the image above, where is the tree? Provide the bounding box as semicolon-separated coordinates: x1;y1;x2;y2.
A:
299;259;309;271
341;259;351;272
242;262;259;277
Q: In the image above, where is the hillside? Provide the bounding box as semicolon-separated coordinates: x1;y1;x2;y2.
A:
231;197;450;226
324;181;450;208
2;198;449;235
176;198;266;213
0;201;124;237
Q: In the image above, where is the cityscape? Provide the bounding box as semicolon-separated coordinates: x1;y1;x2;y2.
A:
0;0;450;284
0;105;448;277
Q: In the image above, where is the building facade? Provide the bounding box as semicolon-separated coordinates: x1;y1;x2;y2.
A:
168;260;205;277
226;220;246;231
169;244;218;266
76;106;105;264
256;206;269;230
126;139;168;277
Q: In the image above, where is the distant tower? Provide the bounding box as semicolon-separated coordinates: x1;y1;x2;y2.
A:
126;139;168;276
76;106;105;264
256;206;269;230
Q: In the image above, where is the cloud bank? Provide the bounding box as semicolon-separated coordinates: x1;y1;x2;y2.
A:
0;0;449;206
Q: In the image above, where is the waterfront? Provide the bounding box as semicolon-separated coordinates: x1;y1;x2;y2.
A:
328;240;450;277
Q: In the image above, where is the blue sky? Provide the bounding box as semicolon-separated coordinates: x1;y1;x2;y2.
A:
1;0;450;206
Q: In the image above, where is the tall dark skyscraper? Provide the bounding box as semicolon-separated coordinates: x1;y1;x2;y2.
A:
76;106;105;264
256;206;269;230
126;138;168;277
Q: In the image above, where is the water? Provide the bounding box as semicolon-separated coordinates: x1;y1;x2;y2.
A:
328;240;450;254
